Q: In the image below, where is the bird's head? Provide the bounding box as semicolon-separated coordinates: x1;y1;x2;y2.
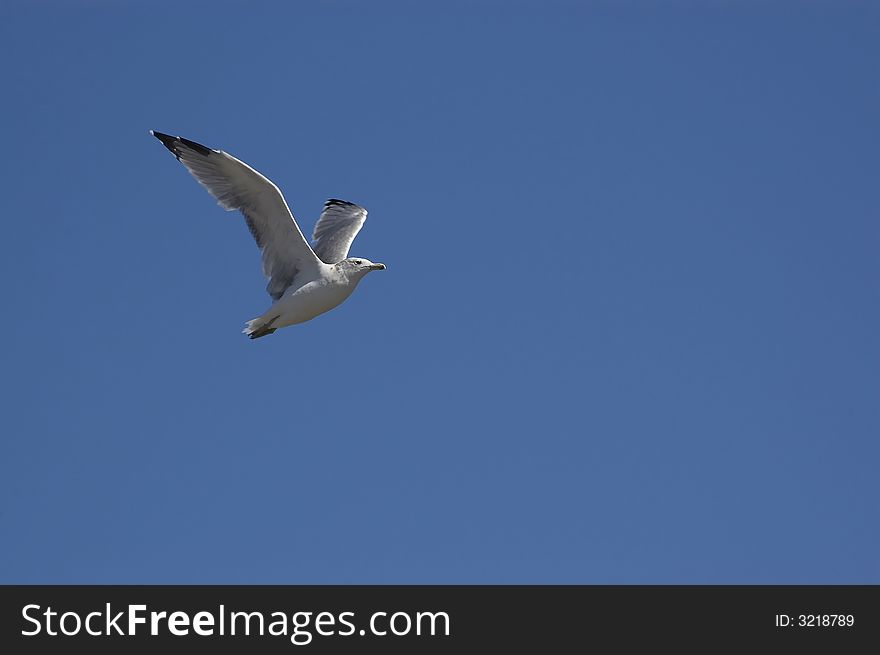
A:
336;257;386;279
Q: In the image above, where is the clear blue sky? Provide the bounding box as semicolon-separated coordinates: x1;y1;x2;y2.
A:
1;1;877;583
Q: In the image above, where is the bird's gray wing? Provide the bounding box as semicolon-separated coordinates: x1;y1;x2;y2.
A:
151;131;323;300
311;199;368;264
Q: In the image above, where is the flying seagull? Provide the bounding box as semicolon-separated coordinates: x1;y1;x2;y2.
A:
151;131;385;338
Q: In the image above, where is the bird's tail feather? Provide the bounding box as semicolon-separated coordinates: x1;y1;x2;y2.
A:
243;315;279;339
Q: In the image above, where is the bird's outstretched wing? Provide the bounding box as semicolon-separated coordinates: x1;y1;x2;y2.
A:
311;199;368;264
151;131;323;300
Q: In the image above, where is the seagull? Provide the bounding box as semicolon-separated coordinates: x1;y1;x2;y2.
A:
151;131;385;339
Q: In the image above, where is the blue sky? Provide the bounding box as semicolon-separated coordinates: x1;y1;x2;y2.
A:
1;1;877;583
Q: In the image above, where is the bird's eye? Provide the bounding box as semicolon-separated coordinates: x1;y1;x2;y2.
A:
355;260;362;265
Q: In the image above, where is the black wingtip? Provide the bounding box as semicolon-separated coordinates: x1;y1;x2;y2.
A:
325;198;357;208
151;129;174;146
151;130;181;159
150;130;213;158
178;135;213;156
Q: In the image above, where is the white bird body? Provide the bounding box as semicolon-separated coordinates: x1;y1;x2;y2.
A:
253;262;370;331
150;131;385;338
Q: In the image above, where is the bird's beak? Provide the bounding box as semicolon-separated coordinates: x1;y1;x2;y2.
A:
370;263;386;271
